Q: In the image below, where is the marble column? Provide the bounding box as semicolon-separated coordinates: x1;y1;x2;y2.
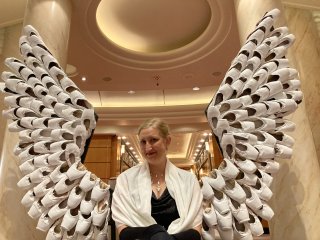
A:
234;1;320;240
0;1;72;239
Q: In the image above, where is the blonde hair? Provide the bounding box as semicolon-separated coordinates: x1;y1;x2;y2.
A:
137;118;170;138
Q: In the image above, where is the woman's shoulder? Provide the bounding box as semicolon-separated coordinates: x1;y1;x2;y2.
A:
117;163;144;179
175;166;198;181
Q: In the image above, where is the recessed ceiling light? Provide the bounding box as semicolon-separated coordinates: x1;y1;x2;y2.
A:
128;90;136;94
193;87;200;91
81;76;86;81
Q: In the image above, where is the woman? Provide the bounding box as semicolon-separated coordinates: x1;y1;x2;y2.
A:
112;118;203;240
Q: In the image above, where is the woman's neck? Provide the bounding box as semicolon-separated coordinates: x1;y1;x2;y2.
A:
148;159;167;176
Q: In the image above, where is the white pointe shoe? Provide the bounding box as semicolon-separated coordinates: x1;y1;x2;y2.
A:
242;184;263;211
48;198;69;221
201;227;216;240
203;204;217;227
212;189;230;214
253;202;274;221
217;224;234;240
233;219;253;240
219;158;239;180
37;211;54;232
224;179;246;203
215;209;233;230
68;186;85;209
61;208;80;231
248;210;264;237
21;189;38;208
201;177;214;200
92;196;110;227
255;159;280;174
66;161;88;181
80;190;96;215
228;198;250;223
46;219;63;240
75;212;92;235
91;180;110;202
79;172;99;192
207;169;226;191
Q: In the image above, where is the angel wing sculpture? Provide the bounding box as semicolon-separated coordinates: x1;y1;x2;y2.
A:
0;8;302;240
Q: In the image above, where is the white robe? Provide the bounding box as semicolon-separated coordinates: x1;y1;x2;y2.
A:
111;160;203;234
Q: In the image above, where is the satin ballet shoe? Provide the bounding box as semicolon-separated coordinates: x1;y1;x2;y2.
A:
61;208;80;231
252;202;274;221
220;133;235;159
37;211;55;232
42;95;58;109
215;209;233;231
212;84;234;106
41;188;68;208
233;132;258;145
21;189;38;208
33;177;55;197
50;140;73;153
93;218;110;240
235;142;259;160
81;109;97;131
92;197;110;227
265;44;292;62
234;155;257;174
228;198;250;224
18;146;39;164
68;186;85;209
57;91;72;105
230;53;248;72
50;129;73;142
255;145;275;159
203;205;218;227
4;95;32;108
275;144;293;159
274;119;295;132
263;101;281;115
212;189;230;214
28;198;47;219
59;76;78;92
251;179;272;201
218;158;239;179
207;169;226;191
48;198;69;221
54;175;79;195
62;225;78;240
75;212;92;235
267;67;298;83
91;180;110;202
201;227;216;240
46;219;63;240
74;125;88;153
254;169;273;187
283;79;301;92
270;132;294;147
29;167;53;184
32;154;52;168
80;189;96;215
66;161;88;181
251;68;268;86
233;219;253;240
242;184;263;211
50;162;69;183
238;40;256;60
30;128;52;141
251;131;277;147
286;90;303;104
211;119;229;140
246;27;265;45
222;110;248;123
239;79;259;96
247;210;264;237
217;224;233;240
235;171;257;186
33;140;52;154
78;225;94;240
3;107;38;120
224;179;246;203
79;172;99;192
274;99;298;117
201;177;214;200
263;59;290;73
13;141;33;155
60;107;83;121
20;116;38;129
255;159;279;174
244;103;268;117
71;90;93;110
219;99;243;113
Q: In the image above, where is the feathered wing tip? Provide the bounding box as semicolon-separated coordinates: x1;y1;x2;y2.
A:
202;8;303;239
1;25;111;239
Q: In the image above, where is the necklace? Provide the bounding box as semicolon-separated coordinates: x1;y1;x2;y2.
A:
151;173;164;193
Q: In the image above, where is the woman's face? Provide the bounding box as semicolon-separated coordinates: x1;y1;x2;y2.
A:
139;127;171;165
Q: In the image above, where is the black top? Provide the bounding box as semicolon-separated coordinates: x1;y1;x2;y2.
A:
151;188;180;230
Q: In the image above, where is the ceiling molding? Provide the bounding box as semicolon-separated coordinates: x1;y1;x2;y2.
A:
282;0;320;10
